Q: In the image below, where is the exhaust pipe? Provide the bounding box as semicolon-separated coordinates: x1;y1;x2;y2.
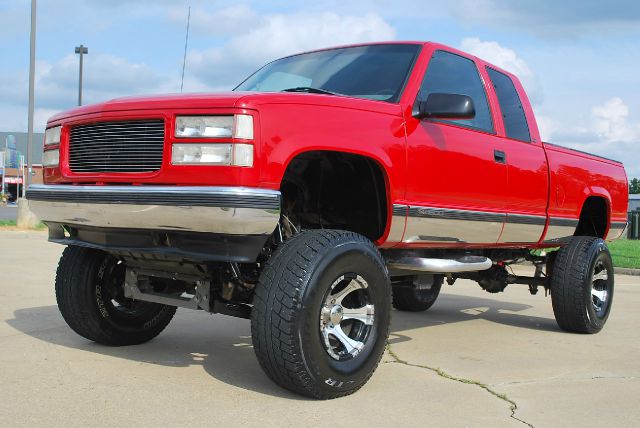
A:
386;255;492;273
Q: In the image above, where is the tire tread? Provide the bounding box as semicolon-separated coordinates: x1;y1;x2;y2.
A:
55;246;176;346
550;236;611;334
251;229;389;399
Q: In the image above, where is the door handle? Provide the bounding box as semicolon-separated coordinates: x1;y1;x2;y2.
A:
494;150;506;164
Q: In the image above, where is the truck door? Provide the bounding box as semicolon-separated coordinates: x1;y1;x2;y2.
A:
403;49;507;244
484;67;549;244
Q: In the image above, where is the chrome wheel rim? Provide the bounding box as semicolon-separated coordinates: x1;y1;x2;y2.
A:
591;260;611;317
320;274;375;361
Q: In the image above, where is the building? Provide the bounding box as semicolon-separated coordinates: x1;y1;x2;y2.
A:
1;132;44;164
630;194;640;212
1;132;44;201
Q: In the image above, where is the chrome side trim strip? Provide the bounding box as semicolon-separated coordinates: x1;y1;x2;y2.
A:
548;217;580;228
387;204;407;242
407;206;505;223
392;204;407;216
606;221;628;240
506;213;547;225
403;205;505;244
544;217;579;243
499;213;547;244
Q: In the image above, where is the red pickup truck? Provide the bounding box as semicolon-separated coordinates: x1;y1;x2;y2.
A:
28;42;628;399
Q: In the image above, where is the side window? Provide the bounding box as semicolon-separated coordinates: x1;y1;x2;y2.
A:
417;50;493;133
486;67;531;142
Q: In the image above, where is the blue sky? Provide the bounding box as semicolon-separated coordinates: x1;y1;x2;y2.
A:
1;0;639;176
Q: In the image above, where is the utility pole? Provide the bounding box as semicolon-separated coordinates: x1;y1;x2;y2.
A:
75;44;88;106
20;156;27;199
1;138;6;200
20;154;25;198
26;0;36;190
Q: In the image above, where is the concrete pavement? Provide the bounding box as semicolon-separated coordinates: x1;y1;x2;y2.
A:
1;230;639;427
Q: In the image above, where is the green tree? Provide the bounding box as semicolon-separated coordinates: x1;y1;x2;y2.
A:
630;178;640;194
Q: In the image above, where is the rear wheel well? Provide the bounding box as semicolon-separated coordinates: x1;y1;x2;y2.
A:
575;196;609;238
280;151;388;241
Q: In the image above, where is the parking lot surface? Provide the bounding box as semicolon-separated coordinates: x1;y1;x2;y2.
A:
0;205;17;221
1;230;639;427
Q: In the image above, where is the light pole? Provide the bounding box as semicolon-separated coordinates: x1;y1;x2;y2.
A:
26;0;36;190
75;44;88;106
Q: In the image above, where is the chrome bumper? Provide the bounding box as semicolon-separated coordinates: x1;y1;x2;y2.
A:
26;184;281;235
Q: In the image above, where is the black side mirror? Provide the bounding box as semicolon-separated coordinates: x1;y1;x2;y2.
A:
413;93;475;120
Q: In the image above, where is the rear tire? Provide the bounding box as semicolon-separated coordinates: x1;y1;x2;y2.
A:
392;274;443;312
550;236;614;334
251;230;391;399
55;246;176;346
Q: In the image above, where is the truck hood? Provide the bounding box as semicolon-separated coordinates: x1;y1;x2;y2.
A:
48;91;400;124
48;92;248;123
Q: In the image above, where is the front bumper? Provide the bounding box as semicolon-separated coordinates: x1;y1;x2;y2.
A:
26;185;281;262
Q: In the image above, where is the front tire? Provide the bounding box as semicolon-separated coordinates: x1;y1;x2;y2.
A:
550;236;614;334
55;246;176;346
251;230;391;399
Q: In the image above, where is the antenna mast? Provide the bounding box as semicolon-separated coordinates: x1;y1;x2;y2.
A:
180;6;191;93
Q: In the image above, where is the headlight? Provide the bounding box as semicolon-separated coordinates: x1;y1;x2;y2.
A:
171;143;253;167
44;126;62;146
175;116;234;138
175;114;253;139
42;149;60;167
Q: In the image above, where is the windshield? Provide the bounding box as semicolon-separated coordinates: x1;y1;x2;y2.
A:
234;44;421;103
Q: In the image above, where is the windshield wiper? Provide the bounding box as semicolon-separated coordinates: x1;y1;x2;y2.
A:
281;87;342;96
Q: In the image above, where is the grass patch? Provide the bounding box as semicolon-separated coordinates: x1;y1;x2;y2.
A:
0;220;46;230
608;239;640;269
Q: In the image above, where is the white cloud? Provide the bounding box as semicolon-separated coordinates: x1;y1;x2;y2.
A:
588;97;640;175
0;54;170;131
41;54;164;98
231;12;395;61
549;97;640;176
534;113;558;142
168;4;260;37
591;97;639;143
185;10;395;91
0;7;396;131
460;37;541;105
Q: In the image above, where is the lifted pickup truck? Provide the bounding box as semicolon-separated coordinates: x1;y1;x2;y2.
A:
28;42;628;399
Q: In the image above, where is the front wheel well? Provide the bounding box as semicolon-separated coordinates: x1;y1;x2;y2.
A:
575;196;609;238
280;151;388;242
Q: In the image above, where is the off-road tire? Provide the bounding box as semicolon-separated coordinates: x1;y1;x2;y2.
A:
550;236;614;334
251;230;391;399
392;275;443;312
55;245;176;345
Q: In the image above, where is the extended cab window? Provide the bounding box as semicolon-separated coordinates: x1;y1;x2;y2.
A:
417;50;493;133
486;68;531;142
235;44;421;103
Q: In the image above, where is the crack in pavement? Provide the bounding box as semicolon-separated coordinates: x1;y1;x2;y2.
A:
493;375;639;387
385;344;534;428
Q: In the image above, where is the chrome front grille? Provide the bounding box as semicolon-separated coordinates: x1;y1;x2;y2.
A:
68;120;165;173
